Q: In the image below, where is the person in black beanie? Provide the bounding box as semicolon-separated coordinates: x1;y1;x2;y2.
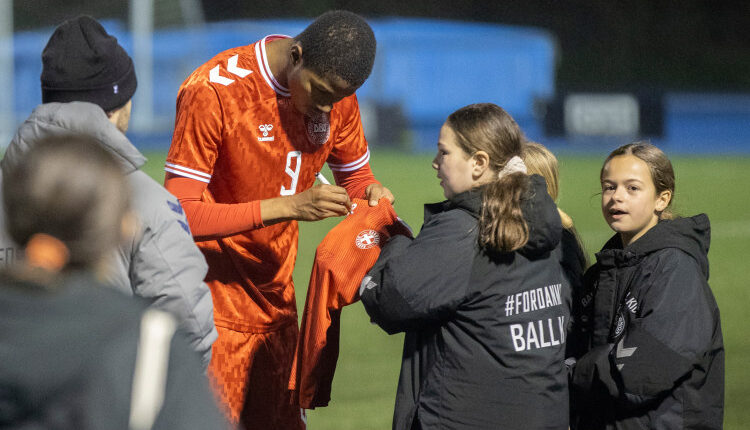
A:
39;15;136;133
41;15;137;122
0;15;218;370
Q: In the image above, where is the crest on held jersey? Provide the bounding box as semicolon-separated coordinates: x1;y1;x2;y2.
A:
355;230;380;250
305;112;330;145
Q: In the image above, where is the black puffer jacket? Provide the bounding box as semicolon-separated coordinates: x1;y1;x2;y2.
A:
571;214;724;429
361;175;571;430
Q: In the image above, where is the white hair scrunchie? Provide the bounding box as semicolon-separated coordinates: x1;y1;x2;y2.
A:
497;155;527;179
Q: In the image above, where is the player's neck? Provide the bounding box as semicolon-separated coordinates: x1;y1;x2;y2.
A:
265;38;293;88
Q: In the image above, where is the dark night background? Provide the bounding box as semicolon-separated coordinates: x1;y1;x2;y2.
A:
13;0;750;91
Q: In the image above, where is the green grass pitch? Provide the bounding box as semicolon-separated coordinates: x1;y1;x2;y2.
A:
143;149;750;429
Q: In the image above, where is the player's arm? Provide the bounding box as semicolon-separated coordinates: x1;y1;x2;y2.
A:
165;174;351;240
328;95;394;206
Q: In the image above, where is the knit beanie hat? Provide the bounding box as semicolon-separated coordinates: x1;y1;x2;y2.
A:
41;15;137;112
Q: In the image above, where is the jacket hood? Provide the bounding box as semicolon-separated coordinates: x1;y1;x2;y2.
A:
518;174;563;256
1;101;145;174
431;174;562;257
600;213;711;278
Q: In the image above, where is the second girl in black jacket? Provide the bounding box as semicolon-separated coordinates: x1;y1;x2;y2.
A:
569;143;723;429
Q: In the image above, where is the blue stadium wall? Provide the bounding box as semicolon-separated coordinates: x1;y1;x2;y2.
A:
10;18;750;154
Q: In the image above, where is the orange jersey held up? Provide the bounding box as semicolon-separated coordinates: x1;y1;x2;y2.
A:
289;198;412;409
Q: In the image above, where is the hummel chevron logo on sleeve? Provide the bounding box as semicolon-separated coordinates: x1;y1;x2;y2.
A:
166;200;184;215
227;55;252;77
209;54;253;86
616;338;637;370
359;275;377;296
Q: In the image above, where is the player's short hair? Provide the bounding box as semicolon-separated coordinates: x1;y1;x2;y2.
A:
3;135;131;269
295;10;376;90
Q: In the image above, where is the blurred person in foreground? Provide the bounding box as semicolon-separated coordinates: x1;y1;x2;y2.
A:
0;15;216;368
0;136;226;430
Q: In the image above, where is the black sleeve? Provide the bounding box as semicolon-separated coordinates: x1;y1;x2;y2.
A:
360;213;476;334
359;234;413;334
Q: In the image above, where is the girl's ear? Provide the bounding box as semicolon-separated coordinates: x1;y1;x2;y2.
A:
472;150;490;179
655;189;672;212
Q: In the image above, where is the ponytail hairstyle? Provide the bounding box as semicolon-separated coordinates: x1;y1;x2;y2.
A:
445;103;528;252
601;141;676;220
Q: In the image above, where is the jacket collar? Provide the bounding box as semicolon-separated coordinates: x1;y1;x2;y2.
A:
423;174;562;256
597;214;711;277
2;102;146;175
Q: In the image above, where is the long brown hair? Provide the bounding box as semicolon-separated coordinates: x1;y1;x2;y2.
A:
601;141;676;220
445;103;528;252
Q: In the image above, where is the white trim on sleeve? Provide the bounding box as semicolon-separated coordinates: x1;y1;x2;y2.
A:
164;163;212;183
328;150;370;172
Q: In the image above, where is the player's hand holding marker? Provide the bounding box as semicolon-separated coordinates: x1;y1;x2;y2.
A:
291;184;352;221
318;172;395;207
259;172;352;224
293;172;352;221
317;172;395;207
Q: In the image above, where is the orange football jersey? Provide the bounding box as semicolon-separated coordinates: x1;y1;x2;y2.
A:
289;199;412;408
166;35;372;332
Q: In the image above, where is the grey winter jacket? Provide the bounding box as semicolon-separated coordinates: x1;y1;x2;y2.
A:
1;102;217;368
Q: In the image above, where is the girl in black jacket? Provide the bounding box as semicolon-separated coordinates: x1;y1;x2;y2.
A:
570;142;724;429
361;103;571;430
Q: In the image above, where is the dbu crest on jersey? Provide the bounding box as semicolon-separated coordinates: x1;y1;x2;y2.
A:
305;112;330;145
355;230;380;249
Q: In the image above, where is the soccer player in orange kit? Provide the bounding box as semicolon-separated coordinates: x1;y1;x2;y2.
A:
163;10;394;430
